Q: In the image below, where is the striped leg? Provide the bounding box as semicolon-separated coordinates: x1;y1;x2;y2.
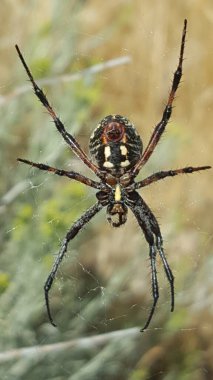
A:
15;45;104;180
44;202;103;326
135;165;211;189
132;20;187;176
17;158;101;189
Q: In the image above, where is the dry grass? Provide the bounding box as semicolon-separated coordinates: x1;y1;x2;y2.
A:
0;1;212;379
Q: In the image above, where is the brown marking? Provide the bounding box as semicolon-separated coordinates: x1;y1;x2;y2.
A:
120;173;131;186
121;133;127;144
105;174;117;186
47;105;57;119
168;91;175;106
103;122;124;142
102;135;108;145
111;203;124;214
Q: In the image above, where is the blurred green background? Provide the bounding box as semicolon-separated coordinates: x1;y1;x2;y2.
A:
0;1;212;379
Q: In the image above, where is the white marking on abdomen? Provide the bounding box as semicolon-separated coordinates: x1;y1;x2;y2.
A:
120;145;128;156
120;159;130;167
103;161;114;168
104;146;111;159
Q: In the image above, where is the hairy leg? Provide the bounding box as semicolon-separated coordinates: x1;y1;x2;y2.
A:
17;157;102;189
127;191;174;331
132;19;187;176
15;45;104;179
44;202;103;326
135;165;211;189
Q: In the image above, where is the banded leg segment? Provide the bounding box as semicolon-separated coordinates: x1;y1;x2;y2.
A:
17;158;102;189
15;45;104;180
44;202;103;326
135;165;211;189
132;19;187;176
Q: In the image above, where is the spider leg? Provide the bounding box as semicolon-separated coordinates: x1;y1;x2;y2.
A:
44;202;103;326
135;165;211;189
15;45;104;180
141;245;159;332
126;191;174;331
155;235;174;312
132;19;187;176
17;157;102;189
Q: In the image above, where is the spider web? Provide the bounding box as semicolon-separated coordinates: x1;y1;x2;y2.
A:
1;2;212;378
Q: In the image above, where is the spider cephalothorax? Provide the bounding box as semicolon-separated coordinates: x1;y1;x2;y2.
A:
16;20;211;331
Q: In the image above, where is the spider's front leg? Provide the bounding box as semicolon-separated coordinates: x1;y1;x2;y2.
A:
44;202;103;326
132;19;187;176
126;191;174;331
15;45;104;180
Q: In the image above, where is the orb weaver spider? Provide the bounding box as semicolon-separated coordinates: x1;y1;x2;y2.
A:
16;19;210;331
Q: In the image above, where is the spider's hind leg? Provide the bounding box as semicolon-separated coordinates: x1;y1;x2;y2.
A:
140;232;174;332
140;244;159;332
44;202;103;326
127;191;174;331
156;235;175;312
150;216;175;317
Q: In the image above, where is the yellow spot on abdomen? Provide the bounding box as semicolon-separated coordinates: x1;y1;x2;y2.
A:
115;184;121;201
120;145;127;156
103;161;114;168
120;159;130;167
104;146;111;159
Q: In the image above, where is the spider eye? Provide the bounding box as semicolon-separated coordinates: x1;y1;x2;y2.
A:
104;122;124;142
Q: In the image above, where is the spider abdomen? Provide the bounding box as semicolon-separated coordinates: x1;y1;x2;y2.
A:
89;115;143;175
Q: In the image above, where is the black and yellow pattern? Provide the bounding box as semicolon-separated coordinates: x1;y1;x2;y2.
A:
89;115;143;174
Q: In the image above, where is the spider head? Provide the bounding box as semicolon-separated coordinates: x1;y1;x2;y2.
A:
89;115;143;175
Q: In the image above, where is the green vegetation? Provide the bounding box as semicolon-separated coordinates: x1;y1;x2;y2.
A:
0;2;212;379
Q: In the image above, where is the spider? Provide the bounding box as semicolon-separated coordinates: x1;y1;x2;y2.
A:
16;19;210;331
